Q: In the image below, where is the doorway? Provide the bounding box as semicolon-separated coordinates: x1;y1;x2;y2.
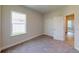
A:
65;14;74;47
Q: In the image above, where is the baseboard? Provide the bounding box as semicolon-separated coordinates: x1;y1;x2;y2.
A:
1;34;43;51
74;46;79;51
43;33;54;37
0;48;2;52
43;33;64;41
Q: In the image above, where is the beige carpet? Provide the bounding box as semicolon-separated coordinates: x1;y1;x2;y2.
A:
2;35;79;53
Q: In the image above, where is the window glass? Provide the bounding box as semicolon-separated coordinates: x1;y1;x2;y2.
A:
11;11;26;36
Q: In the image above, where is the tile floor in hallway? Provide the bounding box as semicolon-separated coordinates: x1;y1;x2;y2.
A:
1;35;79;53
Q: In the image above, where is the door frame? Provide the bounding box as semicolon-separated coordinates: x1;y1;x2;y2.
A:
65;14;75;47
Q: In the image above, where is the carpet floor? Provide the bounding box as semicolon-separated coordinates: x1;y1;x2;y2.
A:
2;35;79;53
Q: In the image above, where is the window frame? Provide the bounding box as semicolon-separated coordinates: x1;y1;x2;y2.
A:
10;11;27;36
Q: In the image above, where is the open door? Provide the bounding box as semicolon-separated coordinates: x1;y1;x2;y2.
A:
65;14;74;47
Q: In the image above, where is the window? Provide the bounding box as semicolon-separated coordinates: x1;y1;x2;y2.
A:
68;20;73;32
11;11;26;36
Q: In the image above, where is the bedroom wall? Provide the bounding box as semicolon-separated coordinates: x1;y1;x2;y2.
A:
44;9;64;41
1;5;43;49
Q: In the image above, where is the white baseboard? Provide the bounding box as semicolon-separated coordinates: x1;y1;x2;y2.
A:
43;33;53;37
74;46;79;51
1;34;43;51
43;33;64;41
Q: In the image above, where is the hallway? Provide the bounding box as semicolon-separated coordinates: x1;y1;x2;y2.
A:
65;32;74;47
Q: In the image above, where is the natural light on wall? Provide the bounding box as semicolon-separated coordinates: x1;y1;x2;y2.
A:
11;11;26;36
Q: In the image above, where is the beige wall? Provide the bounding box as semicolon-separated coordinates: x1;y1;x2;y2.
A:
44;6;79;51
1;6;43;49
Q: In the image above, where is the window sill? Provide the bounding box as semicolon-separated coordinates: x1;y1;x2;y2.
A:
10;33;27;37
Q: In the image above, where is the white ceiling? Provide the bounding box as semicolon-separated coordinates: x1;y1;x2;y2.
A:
24;5;66;14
